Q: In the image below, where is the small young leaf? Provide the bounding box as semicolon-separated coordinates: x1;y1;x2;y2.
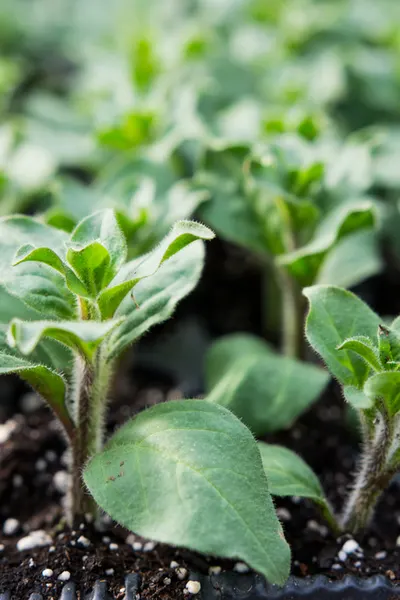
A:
0;350;71;434
279;201;376;286
258;443;326;503
205;334;329;435
7;319;121;362
66;241;111;298
364;372;400;416
107;241;206;358
98;221;214;319
304;285;380;387
337;336;382;373
84;400;290;585
378;324;400;366
70;209;127;284
13;244;66;274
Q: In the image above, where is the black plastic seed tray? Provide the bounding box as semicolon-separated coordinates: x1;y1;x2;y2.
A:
1;572;399;599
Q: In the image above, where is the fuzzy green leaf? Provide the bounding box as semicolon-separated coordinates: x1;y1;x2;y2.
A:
304;285;380;388
364;372;400;416
98;221;214;319
7;319;121;362
279;201;376;286
205;334;329;436
84;400;290;585
0;350;71;433
337;336;382;373
107;241;207;359
13;244;66;274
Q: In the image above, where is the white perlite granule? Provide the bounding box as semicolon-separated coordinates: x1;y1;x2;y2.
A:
58;571;71;581
42;569;53;578
17;530;52;552
3;518;19;536
233;562;250;573
185;581;201;595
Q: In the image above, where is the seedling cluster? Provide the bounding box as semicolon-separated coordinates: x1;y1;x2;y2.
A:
2;0;400;590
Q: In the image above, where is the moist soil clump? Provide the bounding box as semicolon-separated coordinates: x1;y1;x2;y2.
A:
1;378;399;598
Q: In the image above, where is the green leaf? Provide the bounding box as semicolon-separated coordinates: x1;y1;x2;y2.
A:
199;180;268;256
364;372;400;416
378;324;400;366
70;209;127;283
337;336;382;373
279;201;376;286
343;386;374;410
258;443;326;503
316;229;383;288
0;350;71;434
5;263;76;320
107;241;207;359
304;285;380;388
0;216;86;313
84;400;290;585
13;244;67;274
98;220;214;319
0;216;68;282
7;319;121;362
66;241;111;298
205;334;329;436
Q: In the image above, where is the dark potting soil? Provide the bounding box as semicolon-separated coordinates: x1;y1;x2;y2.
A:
1;376;399;599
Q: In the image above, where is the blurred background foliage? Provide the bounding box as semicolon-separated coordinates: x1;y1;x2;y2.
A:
1;0;400;261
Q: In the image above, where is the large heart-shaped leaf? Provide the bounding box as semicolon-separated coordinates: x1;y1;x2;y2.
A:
304;285;380;388
7;319;121;362
98;220;214;319
205;334;329;435
279;201;376;286
84;400;290;585
107;241;208;358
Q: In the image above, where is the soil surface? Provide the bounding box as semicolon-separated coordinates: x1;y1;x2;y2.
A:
1;240;400;598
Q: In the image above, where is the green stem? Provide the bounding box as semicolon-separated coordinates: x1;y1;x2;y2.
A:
319;501;341;537
276;265;305;359
67;350;114;524
340;406;394;534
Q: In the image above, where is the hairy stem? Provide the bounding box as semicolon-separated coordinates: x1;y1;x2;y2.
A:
67;351;114;524
340;407;394;533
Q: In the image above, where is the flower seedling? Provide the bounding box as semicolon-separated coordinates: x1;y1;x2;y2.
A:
198;137;380;357
0;210;290;584
260;285;400;535
199;137;380;437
